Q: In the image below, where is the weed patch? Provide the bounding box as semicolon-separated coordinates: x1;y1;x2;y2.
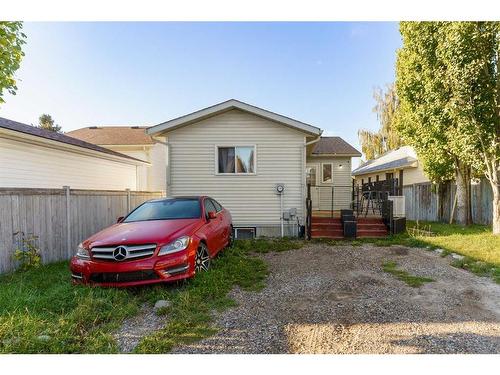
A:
382;261;434;287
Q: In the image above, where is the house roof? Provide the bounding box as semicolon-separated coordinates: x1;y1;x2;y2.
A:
146;99;323;136
67;126;154;146
352;146;418;176
0;117;148;164
311;137;361;156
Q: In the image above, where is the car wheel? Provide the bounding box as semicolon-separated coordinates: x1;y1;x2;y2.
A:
195;243;211;273
227;226;234;248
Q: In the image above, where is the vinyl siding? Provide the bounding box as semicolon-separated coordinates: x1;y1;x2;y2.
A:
166;109;305;226
307;157;352;210
106;142;167;193
0;136;138;190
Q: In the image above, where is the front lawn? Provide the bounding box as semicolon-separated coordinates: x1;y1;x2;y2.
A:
0;239;298;354
405;221;500;267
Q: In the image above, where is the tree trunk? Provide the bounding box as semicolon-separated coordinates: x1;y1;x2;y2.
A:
454;162;472;226
493;184;500;235
489;167;500;235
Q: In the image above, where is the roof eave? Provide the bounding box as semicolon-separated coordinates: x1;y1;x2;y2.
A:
311;152;362;157
147;99;322;137
0;127;150;166
352;162;418;176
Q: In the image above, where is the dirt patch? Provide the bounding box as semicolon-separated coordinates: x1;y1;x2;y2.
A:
114;304;168;353
171;244;500;354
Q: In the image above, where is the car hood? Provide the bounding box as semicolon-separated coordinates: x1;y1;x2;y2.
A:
83;219;203;248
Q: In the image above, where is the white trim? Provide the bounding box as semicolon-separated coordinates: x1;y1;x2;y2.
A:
147;99;322;136
214;144;257;176
321;162;333;184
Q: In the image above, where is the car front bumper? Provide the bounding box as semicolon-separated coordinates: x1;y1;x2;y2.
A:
70;245;197;287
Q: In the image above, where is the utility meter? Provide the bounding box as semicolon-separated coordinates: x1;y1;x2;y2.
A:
275;183;285;195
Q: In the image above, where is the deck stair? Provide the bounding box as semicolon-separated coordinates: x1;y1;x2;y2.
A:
356;218;389;238
310;216;388;239
311;217;344;239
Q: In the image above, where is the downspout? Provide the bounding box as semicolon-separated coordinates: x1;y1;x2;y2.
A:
302;133;322;236
152;136;170;195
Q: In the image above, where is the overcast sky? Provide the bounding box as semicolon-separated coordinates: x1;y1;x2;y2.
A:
0;22;401;165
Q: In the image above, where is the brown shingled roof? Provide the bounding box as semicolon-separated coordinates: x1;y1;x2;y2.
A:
0;117;147;163
311;137;361;156
67;126;154;146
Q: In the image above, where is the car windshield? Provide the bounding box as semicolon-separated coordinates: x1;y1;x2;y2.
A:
123;199;201;222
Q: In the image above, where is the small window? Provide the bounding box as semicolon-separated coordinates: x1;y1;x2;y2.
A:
376;175;380;182
218;146;255;174
322;163;332;183
368;177;372;184
234;227;256;239
211;199;223;212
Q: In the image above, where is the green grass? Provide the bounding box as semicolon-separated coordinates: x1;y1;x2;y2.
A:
0;262;140;353
382;261;435;287
406;221;500;267
134;243;269;353
0;238;302;354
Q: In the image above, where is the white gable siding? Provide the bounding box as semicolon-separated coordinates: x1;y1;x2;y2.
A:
0;137;138;190
104;142;167;193
167;109;306;227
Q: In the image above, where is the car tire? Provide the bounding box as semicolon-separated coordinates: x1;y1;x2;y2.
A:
195;242;211;273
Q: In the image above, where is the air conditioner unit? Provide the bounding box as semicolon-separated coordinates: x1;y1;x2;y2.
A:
388;196;405;217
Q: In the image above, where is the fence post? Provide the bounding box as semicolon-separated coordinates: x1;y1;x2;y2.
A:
126;188;131;213
63;186;71;258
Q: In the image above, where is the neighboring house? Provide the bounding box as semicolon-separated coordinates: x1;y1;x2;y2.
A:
352;146;429;188
66;126;166;193
0;117;148;191
146;99;360;238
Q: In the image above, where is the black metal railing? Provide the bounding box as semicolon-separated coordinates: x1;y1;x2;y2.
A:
306;183;312;240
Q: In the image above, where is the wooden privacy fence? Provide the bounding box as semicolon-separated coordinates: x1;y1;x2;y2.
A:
403;179;493;225
0;187;164;274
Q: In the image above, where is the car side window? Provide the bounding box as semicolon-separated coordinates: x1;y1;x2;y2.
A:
203;199;217;219
211;199;222;212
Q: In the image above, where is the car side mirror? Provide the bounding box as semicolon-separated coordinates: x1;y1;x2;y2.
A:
117;216;124;223
208;211;217;220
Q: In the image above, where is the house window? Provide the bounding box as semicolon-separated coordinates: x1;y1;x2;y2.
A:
322;163;333;183
217;146;255;174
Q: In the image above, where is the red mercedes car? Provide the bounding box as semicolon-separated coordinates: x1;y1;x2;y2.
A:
70;196;233;287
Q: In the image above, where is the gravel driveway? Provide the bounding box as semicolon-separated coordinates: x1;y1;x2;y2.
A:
172;244;500;354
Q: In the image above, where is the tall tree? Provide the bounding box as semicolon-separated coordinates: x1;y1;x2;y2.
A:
38;114;62;133
435;22;500;234
0;22;26;104
396;21;500;232
358;83;403;160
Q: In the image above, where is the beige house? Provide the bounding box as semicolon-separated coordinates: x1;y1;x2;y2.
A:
352;146;429;188
0;117;148;191
146;99;360;238
306;137;362;211
67;126;167;193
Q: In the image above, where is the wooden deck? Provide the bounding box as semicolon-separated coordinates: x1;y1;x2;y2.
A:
312;210;383;219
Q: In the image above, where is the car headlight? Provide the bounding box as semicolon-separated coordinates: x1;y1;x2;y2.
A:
76;243;90;259
158;236;190;256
